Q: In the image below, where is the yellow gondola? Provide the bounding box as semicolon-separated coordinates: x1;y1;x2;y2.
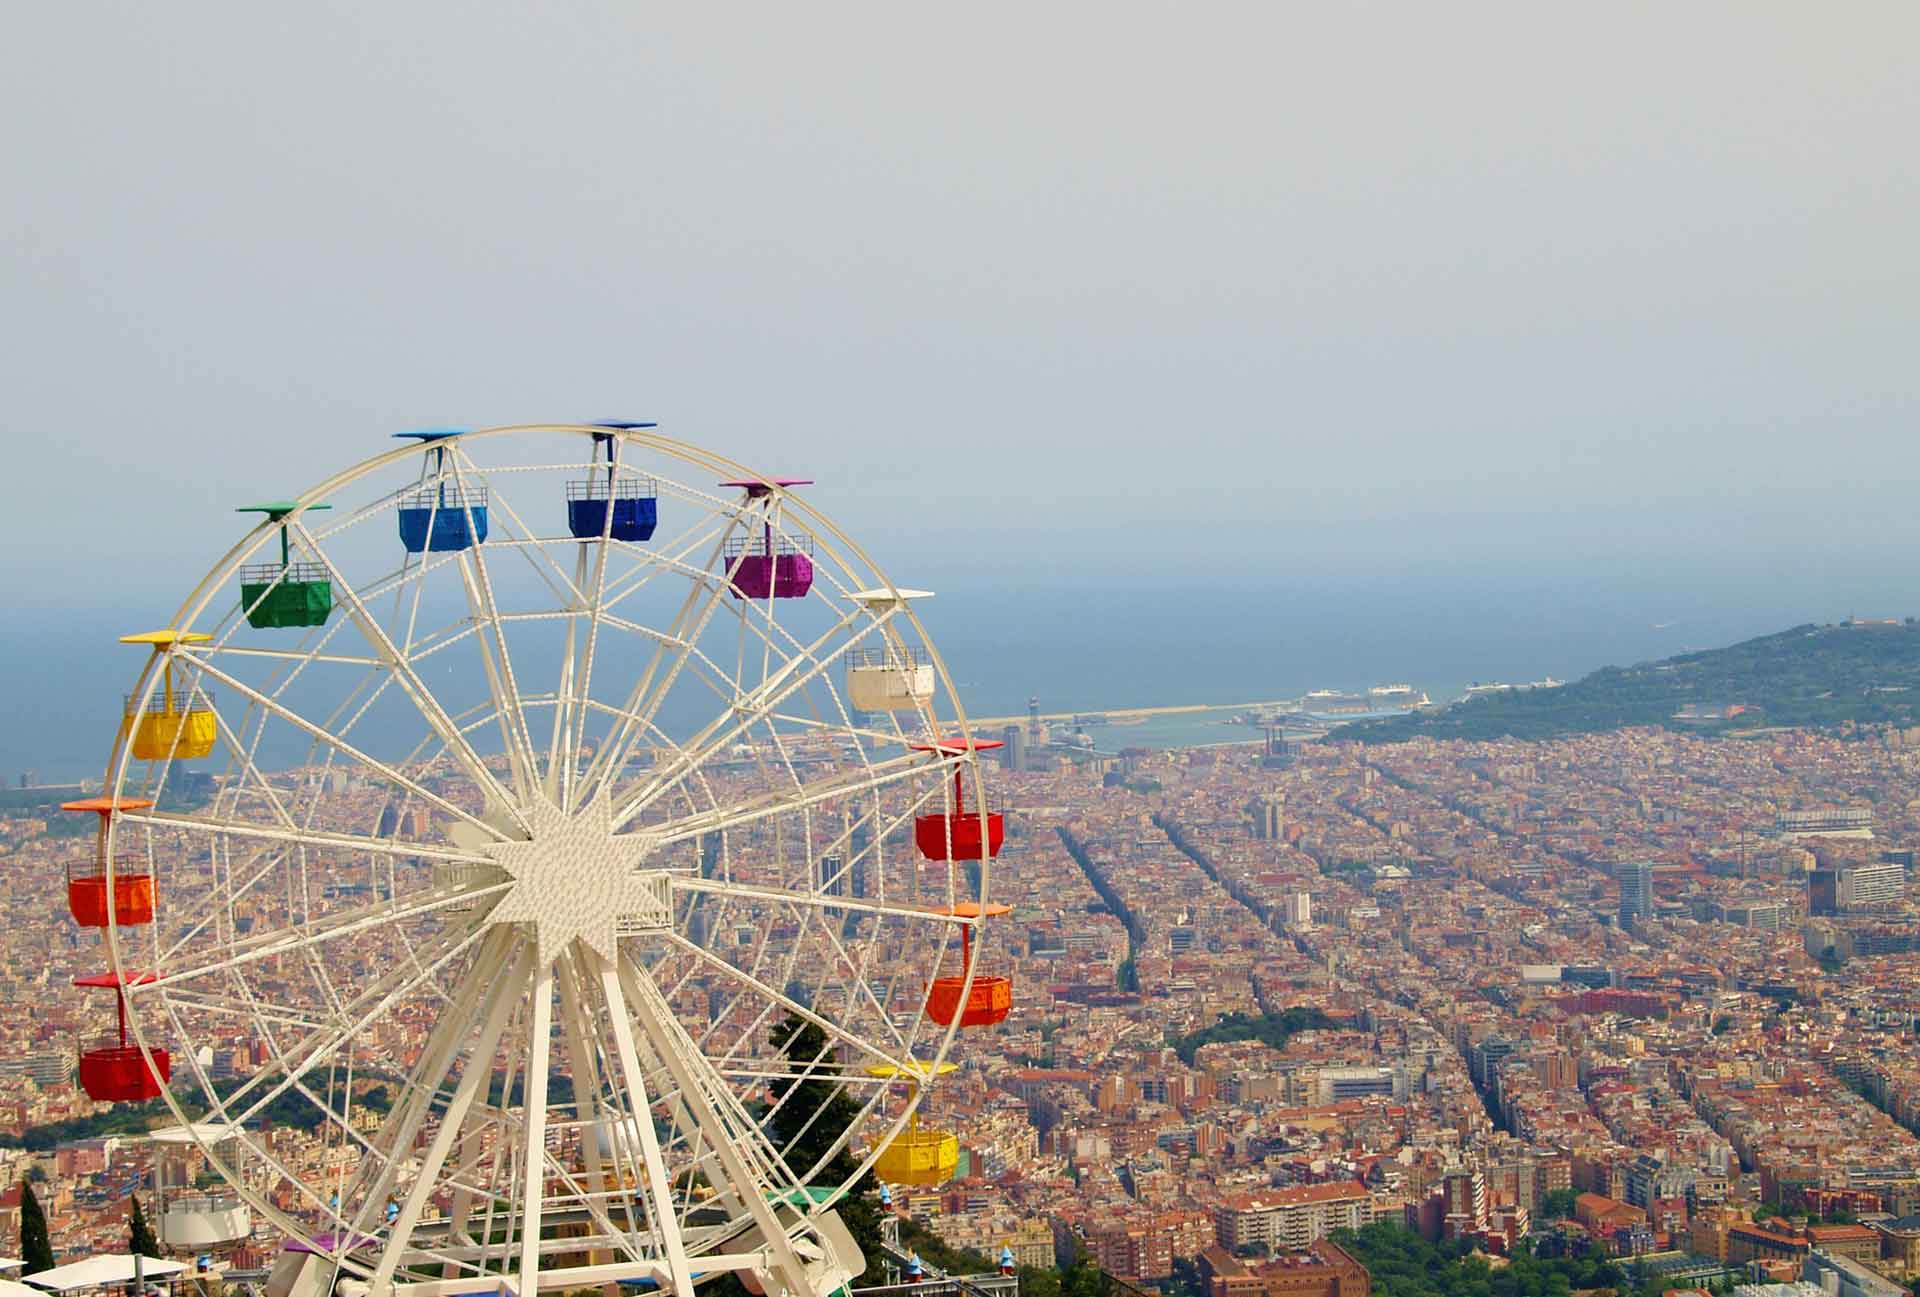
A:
118;631;217;761
866;1062;960;1187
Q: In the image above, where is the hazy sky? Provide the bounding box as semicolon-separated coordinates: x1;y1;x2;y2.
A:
4;3;1917;611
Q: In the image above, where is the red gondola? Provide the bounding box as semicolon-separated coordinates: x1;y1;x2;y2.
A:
910;737;1005;862
75;971;170;1102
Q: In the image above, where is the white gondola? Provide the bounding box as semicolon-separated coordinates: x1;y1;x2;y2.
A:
149;1123;253;1248
845;589;936;711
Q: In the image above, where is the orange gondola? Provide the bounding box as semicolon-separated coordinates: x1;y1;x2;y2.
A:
60;797;156;927
925;902;1013;1029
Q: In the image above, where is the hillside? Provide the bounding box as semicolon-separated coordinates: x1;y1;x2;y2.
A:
1335;620;1920;744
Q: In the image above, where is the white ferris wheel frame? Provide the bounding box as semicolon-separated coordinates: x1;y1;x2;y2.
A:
90;425;1002;1297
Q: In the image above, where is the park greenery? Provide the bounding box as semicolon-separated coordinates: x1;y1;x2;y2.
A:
1332;1222;1624;1297
1337;621;1920;744
1171;1007;1337;1065
1534;1188;1579;1221
0;1072;402;1150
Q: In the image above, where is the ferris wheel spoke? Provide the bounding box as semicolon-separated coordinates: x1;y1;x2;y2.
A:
195;643;388;668
511;960;555;1297
144;880;509;992
173;651;514;844
654;929;913;1079
454;546;541;805
545;547;590;804
584;948;695;1294
120;808;489;868
554;951;644;1247
370;937;532;1294
611;954;813;1297
445;451;596;605
574;525;740;810
610;618;877;830
164;922;490;1162
446;457;544;803
757;1031;889;1192
671;876;970;930
161;985;333;1032
149;995;361;1243
290;521;531;836
557;453;710;807
648;749;940;849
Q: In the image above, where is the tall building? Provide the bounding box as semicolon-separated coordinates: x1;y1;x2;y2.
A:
1468;1036;1517;1089
845;819;872;898
24;1052;72;1087
1002;724;1027;773
1253;794;1285;841
1262;728;1298;769
1442;1169;1488;1228
1812;862;1905;913
1213;1184;1375;1252
1281;892;1312;930
1841;861;1905;910
1617;861;1654;927
819;853;845;897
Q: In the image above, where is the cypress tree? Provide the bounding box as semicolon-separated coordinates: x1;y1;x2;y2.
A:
128;1193;161;1258
766;1013;881;1264
19;1179;53;1274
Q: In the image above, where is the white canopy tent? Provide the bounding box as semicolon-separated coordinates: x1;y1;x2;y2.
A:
22;1256;188;1292
0;1280;49;1297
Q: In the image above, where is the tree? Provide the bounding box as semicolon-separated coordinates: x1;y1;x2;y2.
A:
1060;1245;1113;1297
1539;1187;1580;1221
128;1194;161;1259
1167;1255;1207;1297
764;1013;881;1265
1021;1266;1063;1297
20;1179;53;1274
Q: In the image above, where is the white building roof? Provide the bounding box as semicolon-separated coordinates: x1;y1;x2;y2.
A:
23;1256;188;1291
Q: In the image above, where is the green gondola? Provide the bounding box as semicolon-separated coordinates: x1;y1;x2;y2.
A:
237;501;333;629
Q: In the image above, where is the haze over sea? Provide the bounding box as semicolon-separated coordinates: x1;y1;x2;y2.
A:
11;557;1910;785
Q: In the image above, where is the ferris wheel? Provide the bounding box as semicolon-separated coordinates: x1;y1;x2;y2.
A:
70;425;1014;1297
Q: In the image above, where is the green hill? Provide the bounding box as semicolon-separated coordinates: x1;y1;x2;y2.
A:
1336;620;1920;744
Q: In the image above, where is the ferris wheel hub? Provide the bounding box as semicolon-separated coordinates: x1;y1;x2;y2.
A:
479;790;671;966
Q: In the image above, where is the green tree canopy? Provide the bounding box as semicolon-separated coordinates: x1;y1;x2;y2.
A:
766;1013;881;1266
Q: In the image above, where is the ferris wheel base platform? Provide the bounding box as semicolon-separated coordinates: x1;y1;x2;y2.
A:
301;1201;864;1297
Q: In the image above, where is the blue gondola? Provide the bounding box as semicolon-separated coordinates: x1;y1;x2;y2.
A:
394;430;489;553
567;424;658;541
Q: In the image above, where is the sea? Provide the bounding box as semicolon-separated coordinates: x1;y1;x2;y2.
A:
3;576;1852;787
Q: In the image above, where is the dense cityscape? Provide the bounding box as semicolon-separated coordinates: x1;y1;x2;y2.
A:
10;702;1920;1297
